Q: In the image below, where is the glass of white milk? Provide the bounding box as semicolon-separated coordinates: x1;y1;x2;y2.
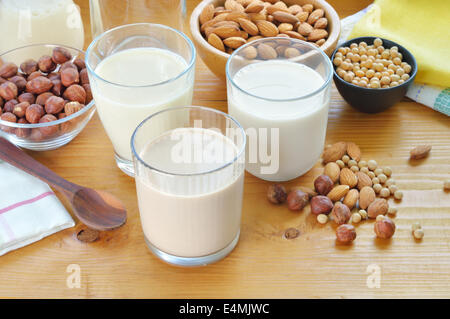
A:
85;23;196;176
131;106;246;266
226;38;333;182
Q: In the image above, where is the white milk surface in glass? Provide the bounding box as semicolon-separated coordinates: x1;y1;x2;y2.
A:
228;60;329;181
0;0;84;55
136;128;244;257
92;47;193;160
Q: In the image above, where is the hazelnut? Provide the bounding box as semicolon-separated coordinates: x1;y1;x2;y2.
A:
29;128;44;141
39;114;58;137
60;61;78;71
63;84;86;104
73;58;86;71
79;68;89;86
314;174;334;195
83;84;92;103
52;47;72;64
25;104;45;123
38;55;56;73
8;75;27;92
36;92;54;106
47;72;61;81
27;71;42;81
18;92;36;104
336;224;356;244
20;59;38;75
15;118;31;138
13;101;30;118
26;76;53;94
0;112;17;133
374;217;396;239
310;195;333;215
286;189;309;211
0;62;18;78
267;184;287;204
51;79;64;96
0;81;18;100
3;99;18;113
45;96;65;114
58;112;71;133
331;202;351;225
61;67;79;87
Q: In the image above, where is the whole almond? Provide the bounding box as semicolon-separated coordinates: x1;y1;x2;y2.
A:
314;17;328;29
238;18;259;36
359;186;376;210
324;162;340;183
327;185;350;202
272;11;299;24
410;145;431;160
340;168;358;188
284;47;300;58
297;22;313;36
367;198;389;219
346;142;362;161
356;172;372;190
278;23;293;33
288;4;303;15
225;0;244;12
267;4;289;14
214;21;239;28
343;189;359;210
241;45;258;59
245;2;264;13
283;31;306;40
248;12;267;22
200;4;215;25
323;142;347;163
296;11;309;22
223;36;246;49
308;29;328;41
213;25;241;39
208;33;225;52
247;35;263;42
257;43;277;59
225;11;248;22
256;20;279;37
307;8;324;25
302;4;313;13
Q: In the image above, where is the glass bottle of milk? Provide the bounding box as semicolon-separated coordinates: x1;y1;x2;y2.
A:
0;0;84;54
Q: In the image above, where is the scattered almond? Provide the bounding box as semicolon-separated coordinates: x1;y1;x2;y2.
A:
343;189;359;210
327;185;350;202
410;145;431;160
367;198;389;219
356;171;372;190
323;142;347;164
324;162;340;183
346;142;361;161
359;186;376;210
339;168;358;188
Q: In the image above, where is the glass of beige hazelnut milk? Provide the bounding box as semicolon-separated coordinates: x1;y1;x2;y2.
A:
131;106;246;266
86;23;195;176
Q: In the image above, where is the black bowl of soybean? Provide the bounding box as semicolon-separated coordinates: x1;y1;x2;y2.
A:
331;36;417;113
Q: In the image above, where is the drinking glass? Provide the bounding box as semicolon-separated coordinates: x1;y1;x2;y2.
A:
90;0;186;38
85;23;196;176
226;38;333;182
131;106;246;266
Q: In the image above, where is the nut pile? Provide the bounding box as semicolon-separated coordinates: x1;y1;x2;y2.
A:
0;46;92;140
267;141;412;244
334;38;412;88
200;0;329;56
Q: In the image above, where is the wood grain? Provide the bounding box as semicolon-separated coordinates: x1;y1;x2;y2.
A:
0;0;449;298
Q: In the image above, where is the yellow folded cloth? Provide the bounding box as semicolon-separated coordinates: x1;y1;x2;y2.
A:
349;0;450;87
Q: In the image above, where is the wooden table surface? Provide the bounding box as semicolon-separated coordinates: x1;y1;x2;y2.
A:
1;0;449;299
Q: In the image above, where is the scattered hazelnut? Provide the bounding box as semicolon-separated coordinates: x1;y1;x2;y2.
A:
367;198;389;218
287;190;309;211
310;195;333;215
267;184;287;204
52;47;72;64
374;217;396;239
45;96;65;114
38;55;56;73
25;104;45;123
20;59;38;75
336;224;356;244
317;214;328;224
331;202;351;225
0;81;18;100
314;174;334;195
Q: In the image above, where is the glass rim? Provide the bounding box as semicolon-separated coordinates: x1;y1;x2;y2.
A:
85;23;196;88
225;38;333;102
0;43;96;128
131;106;246;177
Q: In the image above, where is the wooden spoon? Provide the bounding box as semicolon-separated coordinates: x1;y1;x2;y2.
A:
0;137;126;231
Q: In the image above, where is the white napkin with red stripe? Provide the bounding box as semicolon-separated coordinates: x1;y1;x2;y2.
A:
0;160;74;256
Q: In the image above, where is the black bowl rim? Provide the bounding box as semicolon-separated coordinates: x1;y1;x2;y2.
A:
331;36;417;92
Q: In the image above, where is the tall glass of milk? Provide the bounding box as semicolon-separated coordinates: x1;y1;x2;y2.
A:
0;0;84;54
226;38;333;182
86;23;196;176
131;106;246;266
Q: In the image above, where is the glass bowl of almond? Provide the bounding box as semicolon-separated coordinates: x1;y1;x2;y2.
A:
190;0;340;79
0;44;96;151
